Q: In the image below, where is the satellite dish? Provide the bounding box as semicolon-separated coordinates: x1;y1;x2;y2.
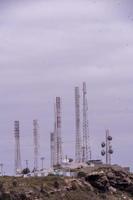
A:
108;149;113;154
101;150;105;156
107;136;112;141
101;142;106;148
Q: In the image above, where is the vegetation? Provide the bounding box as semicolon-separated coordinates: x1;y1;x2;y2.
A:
0;166;132;199
22;168;30;175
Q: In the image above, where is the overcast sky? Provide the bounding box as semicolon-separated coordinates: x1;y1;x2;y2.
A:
0;0;133;174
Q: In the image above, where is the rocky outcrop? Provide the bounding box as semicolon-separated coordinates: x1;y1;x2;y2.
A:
0;167;133;199
85;166;133;195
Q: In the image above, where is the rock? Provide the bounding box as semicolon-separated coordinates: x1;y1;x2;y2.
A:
19;193;27;200
125;184;133;195
107;172;115;179
86;172;109;191
54;181;60;189
82;181;94;191
1;192;11;199
0;166;133;199
108;186;117;194
71;180;79;190
85;166;133;196
12;179;18;187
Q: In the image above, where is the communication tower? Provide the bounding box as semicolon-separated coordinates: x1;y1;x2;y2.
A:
14;120;22;175
101;129;113;165
55;97;62;165
82;82;91;162
33;119;39;171
75;87;82;163
50;132;55;168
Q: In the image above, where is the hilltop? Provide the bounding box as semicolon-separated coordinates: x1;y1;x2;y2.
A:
0;166;133;200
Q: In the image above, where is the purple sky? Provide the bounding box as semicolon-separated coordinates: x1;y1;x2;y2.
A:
0;0;133;174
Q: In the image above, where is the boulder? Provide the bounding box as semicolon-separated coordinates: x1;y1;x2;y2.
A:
85;166;133;196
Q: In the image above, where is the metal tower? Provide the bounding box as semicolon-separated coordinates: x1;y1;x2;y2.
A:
101;129;113;165
75;87;82;163
14;120;22;175
55;97;62;166
50;132;55;168
0;163;4;176
82;82;91;162
105;129;109;164
40;157;45;170
33;119;39;171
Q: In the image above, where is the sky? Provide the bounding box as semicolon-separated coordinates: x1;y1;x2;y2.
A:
0;0;133;174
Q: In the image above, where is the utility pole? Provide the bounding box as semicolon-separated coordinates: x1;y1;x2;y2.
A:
25;160;29;169
40;157;45;170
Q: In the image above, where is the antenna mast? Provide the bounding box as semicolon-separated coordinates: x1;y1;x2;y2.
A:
33;119;39;171
55;97;62;165
75;87;81;163
14;120;22;175
50;132;55;168
82;82;91;162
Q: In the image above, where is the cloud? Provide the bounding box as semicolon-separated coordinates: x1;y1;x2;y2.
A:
0;0;133;174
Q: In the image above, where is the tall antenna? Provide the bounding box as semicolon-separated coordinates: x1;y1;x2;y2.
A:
105;129;109;164
14;120;22;175
55;97;62;166
82;82;91;162
53;103;57;166
101;129;113;165
33;119;39;171
50;132;55;168
0;163;4;176
75;87;82;163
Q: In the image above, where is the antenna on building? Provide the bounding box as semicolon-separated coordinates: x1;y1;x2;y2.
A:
14;120;22;175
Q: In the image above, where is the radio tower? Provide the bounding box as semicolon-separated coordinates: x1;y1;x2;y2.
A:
14;121;22;175
75;87;82;163
55;97;62;166
50;132;55;168
33;120;39;171
82;82;91;162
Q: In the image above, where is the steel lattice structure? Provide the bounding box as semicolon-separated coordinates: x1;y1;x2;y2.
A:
14;121;22;175
33;119;39;171
82;82;91;162
55;97;62;165
50;132;55;168
75;87;82;163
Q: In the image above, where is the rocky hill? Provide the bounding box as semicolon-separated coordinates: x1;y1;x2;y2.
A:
0;166;133;199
